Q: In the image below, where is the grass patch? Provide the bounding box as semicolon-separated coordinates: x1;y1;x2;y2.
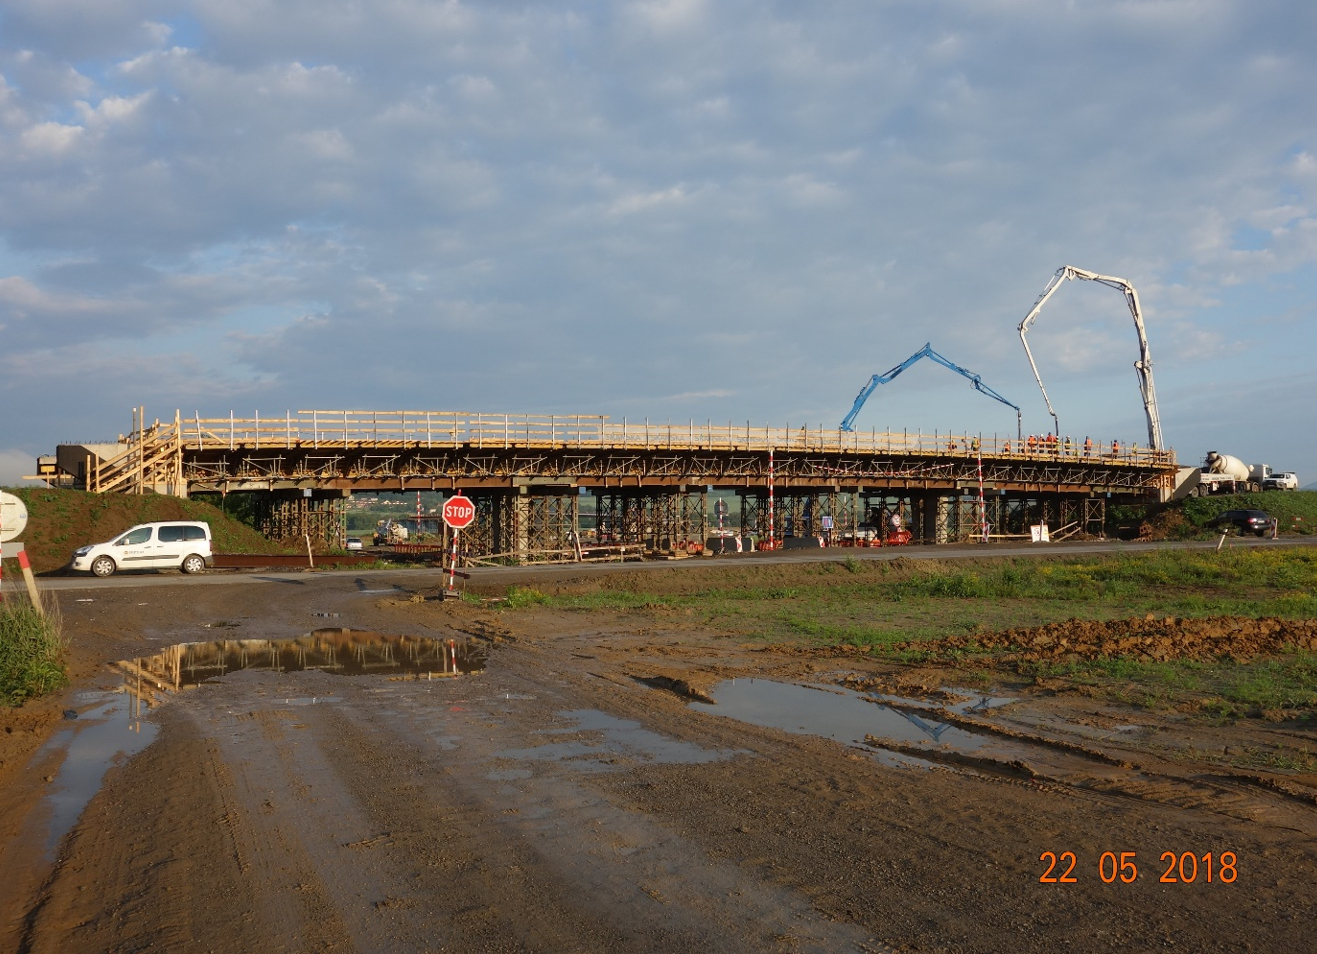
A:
1019;652;1317;716
488;548;1317;716
0;599;67;706
1219;653;1317;712
490;548;1317;647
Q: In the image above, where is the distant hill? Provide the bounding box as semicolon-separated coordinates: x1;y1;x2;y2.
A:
5;488;287;574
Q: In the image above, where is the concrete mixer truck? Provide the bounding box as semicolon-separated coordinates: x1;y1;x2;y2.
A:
1174;451;1263;498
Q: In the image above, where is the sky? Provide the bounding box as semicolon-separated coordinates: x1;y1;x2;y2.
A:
2;0;1315;486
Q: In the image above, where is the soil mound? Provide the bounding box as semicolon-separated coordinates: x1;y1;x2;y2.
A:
906;615;1317;663
9;487;286;574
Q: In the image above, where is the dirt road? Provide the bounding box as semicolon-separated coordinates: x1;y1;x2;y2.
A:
2;567;1314;953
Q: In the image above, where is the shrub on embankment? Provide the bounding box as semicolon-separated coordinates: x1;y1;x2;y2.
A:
5;487;288;574
1181;490;1317;535
0;599;66;706
1114;491;1317;540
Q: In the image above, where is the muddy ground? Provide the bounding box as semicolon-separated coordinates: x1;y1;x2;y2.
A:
1;563;1314;953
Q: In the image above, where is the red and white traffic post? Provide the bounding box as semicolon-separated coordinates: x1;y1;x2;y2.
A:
441;493;475;596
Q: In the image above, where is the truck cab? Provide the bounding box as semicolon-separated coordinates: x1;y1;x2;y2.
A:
1264;472;1299;491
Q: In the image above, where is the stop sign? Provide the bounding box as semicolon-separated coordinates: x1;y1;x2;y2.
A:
442;493;476;530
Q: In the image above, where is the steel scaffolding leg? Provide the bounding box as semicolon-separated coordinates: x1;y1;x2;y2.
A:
1085;497;1106;537
677;491;708;551
256;492;347;547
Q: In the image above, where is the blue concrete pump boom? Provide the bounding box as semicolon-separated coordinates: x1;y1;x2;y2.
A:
839;342;1023;438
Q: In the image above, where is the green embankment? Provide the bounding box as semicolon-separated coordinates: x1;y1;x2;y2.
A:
1180;490;1317;534
1108;490;1317;538
6;487;287;574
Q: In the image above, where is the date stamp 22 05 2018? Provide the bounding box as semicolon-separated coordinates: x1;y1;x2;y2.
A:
1039;850;1238;885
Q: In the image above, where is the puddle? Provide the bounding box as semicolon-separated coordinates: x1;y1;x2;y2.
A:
495;709;739;771
689;679;1036;769
691;679;976;746
281;696;342;706
35;690;158;856
117;630;486;708
488;768;534;781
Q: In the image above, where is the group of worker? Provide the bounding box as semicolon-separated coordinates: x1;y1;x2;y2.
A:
1003;435;1129;458
945;434;1140;459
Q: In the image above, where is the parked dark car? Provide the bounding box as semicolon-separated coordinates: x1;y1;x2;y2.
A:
1209;509;1272;537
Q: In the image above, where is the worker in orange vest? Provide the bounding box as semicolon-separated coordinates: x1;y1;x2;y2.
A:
1027;434;1037;454
1111;439;1120;457
1083;437;1092;456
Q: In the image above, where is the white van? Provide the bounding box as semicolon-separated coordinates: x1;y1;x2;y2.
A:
71;521;213;577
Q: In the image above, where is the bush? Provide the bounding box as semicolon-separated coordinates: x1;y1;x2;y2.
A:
1112;490;1317;540
504;586;550;608
1182;490;1317;535
0;598;67;706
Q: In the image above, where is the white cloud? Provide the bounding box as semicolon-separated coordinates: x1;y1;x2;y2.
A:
628;0;709;34
449;74;498;103
77;91;152;125
18;120;83;155
0;449;45;486
608;185;689;216
290;128;353;161
0;0;1313;481
0;275;106;318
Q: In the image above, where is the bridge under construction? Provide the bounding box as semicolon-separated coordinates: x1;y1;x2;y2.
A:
40;408;1177;561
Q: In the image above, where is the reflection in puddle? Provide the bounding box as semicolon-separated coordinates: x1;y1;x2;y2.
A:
865;687;1016;716
116;629;486;708
36;691;158;856
496;709;739;770
689;679;1026;769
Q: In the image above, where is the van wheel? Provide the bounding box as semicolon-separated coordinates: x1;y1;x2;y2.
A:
181;554;206;574
91;556;116;578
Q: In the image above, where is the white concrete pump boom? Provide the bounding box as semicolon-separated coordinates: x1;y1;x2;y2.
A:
1017;265;1164;451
